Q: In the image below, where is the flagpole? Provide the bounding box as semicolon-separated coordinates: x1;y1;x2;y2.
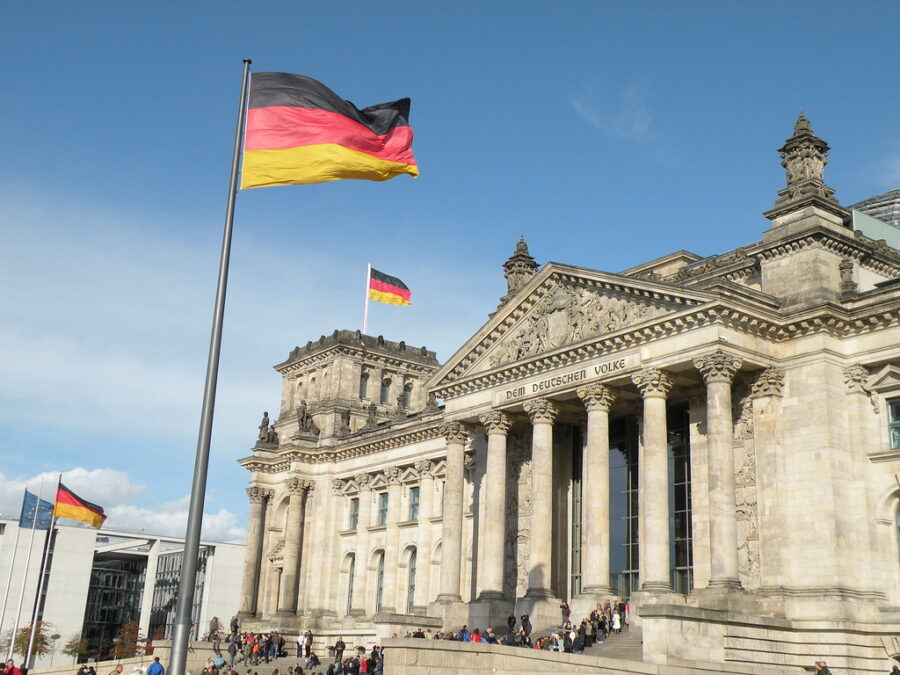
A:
362;263;371;334
0;518;23;645
169;57;251;675
26;515;55;667
7;477;43;661
25;474;60;668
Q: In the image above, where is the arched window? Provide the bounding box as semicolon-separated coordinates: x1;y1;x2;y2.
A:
309;377;317;400
402;383;413;408
359;371;369;399
346;555;355;615
374;551;385;613
406;548;417;614
380;378;392;404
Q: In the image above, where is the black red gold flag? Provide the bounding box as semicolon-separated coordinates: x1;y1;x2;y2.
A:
369;267;411;305
241;73;418;188
54;483;107;529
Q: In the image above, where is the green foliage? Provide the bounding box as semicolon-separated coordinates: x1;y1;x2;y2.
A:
6;621;54;660
61;635;91;660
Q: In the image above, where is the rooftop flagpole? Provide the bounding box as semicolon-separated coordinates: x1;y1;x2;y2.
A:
169;57;252;675
25;474;60;667
6;475;43;661
362;263;371;334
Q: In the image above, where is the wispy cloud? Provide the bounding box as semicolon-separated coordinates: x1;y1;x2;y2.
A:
570;82;679;167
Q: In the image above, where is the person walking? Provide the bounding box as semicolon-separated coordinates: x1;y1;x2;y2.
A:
227;640;238;667
334;637;345;663
146;658;164;675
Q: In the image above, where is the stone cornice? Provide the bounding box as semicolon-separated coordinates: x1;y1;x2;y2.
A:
432;295;900;400
238;417;446;473
277;343;438;379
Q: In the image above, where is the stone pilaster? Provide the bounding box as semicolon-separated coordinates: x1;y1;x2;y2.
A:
477;410;512;600
522;398;558;598
694;351;743;591
238;486;270;616
632;367;674;592
278;478;312;614
436;421;469;603
414;461;435;611
751;368;786;594
349;474;372;617
577;383;616;596
379;467;403;613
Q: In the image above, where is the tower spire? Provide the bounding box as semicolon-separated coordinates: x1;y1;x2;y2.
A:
764;112;845;222
499;235;539;307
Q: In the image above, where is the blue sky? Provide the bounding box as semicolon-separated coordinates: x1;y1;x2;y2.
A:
2;1;898;540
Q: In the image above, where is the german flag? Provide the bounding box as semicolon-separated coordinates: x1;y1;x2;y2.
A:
241;73;418;188
369;267;411;306
54;483;106;529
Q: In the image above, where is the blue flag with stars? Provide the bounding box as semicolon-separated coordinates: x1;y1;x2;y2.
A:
19;490;54;530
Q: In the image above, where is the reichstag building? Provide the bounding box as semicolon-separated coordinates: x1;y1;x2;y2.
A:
236;115;900;673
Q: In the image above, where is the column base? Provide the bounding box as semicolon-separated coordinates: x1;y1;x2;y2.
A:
706;577;743;590
275;608;298;616
640;581;674;593
476;590;506;601
236;610;257;620
348;608;368;618
434;593;463;604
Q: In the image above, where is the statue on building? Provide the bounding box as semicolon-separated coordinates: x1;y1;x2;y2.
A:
363;401;378;429
295;400;319;435
257;411;270;442
339;409;351;435
266;424;278;445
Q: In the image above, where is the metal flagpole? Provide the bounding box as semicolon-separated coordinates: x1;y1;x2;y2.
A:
25;475;60;667
0;513;23;643
362;263;372;334
7;476;43;661
168;57;252;675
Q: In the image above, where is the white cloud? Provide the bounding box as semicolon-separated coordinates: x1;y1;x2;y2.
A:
0;469;244;543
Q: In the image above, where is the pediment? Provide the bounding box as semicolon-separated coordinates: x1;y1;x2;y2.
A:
431;263;715;390
868;364;900;393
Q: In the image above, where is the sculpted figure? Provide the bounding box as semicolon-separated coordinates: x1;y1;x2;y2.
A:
266;424;278;445
258;412;270;441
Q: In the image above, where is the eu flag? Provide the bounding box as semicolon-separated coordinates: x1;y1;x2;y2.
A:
19;490;54;530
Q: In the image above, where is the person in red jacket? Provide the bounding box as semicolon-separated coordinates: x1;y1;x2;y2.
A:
4;660;20;675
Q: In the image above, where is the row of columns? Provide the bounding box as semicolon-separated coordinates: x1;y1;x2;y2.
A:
434;350;744;603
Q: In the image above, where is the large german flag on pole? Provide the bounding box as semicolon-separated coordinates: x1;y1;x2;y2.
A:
369;267;411;305
54;483;107;529
241;73;418;188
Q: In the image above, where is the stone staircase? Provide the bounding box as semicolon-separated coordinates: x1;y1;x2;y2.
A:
582;626;643;662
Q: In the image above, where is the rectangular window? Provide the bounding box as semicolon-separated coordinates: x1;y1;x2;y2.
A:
889;397;900;450
408;487;420;521
377;492;388;526
348;498;359;530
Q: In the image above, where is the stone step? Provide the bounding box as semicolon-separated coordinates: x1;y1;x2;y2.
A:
582;626;643;662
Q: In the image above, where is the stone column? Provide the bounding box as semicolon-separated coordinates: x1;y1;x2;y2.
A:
694;351;743;590
379;467;403;613
477;410;512;600
436;421;469;603
278;478;312;613
523;398;558;598
632;368;674;592
577;383;616;596
238;486;269;616
349;474;372;616
414;461;435;610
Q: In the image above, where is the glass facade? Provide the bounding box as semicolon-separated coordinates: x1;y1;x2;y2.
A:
374;552;385;613
377;493;388;526
82;557;146;661
609;415;640;599
570;427;583;596
346;555;355;615
348;497;359;530
668;403;693;594
406;549;417;614
147;547;209;641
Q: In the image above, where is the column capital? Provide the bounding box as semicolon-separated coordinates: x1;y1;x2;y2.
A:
285;477;313;495
694;350;743;383
842;363;870;393
751;367;786;398
246;486;268;504
523;397;559;424
331;479;345;495
632;367;673;398
414;460;434;477
577;383;615;412
440;421;470;445
384;466;402;485
479;410;512;435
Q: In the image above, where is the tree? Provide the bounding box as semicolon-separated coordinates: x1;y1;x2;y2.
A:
113;621;145;659
144;627;165;656
6;621;54;662
61;635;91;662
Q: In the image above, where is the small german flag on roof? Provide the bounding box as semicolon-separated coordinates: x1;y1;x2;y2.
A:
241;73;418;188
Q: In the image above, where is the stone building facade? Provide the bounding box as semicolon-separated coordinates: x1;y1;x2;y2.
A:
237;115;900;673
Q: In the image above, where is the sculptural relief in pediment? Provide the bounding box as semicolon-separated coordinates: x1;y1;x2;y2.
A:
487;281;673;368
